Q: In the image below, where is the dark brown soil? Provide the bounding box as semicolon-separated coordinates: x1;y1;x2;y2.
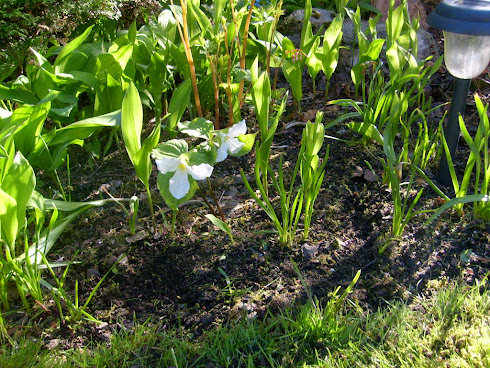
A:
28;93;489;348
5;1;490;350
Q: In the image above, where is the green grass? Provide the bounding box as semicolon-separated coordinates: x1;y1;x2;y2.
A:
1;276;488;367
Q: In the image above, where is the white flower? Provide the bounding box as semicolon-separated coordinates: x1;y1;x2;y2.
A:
155;155;213;199
215;119;247;163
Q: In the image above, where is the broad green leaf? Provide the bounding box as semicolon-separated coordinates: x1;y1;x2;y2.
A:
56;51;90;74
106;74;124;112
348;122;384;145
112;44;134;72
128;21;137;44
11;102;50;156
0;152;35;247
166;79;191;131
96;53;124;81
304;120;325;157
55;25;94;67
300;0;313;49
152;139;188;159
235;133;257;157
282;59;302;104
386;4;404;48
122;82;143;161
0;188;16;216
307;37;322;80
178;117;213;138
157;171;197;211
188;0;212;36
188;149;215;166
136;122;161;188
19;198;117;263
251;67;271;136
48;109;121;146
0;84;38;105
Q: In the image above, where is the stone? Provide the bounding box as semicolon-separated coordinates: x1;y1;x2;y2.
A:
302;243;319;259
86;268;101;278
372;0;428;29
280;8;336;35
280;8;438;64
341;21;437;61
279;8;336;47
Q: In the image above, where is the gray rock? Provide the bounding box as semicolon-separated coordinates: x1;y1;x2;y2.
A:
280;8;336;48
280;8;438;63
302;243;319;259
280;8;336;35
342;20;437;61
86;268;101;278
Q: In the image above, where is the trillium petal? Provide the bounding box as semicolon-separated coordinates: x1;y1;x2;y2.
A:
187;163;213;180
228;119;247;137
169;166;190;199
155;156;180;174
225;136;244;154
216;143;228;163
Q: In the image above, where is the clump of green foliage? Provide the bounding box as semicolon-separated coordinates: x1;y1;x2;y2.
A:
0;0;160;80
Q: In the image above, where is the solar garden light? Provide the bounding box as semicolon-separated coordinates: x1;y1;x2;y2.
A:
428;0;490;187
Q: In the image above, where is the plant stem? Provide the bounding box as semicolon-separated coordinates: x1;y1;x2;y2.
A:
238;0;255;106
170;0;203;117
207;178;225;222
197;183;218;218
145;184;156;231
223;26;235;127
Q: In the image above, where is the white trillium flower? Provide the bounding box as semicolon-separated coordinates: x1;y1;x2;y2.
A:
216;119;247;163
155;155;213;199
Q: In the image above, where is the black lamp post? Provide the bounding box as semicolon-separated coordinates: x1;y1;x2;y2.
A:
428;0;490;187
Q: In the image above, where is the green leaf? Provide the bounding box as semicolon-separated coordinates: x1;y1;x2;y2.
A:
235;133;257;157
122;82;143;161
152;139;188;159
304;120;324;157
0;84;39;104
0;152;36;247
11;102;50;156
205;214;234;242
136;122;161;188
128;21;137;44
425;194;489;225
282;59;302;104
55;25;94;67
188;148;215;166
106;74;124;112
0;188;16;216
48;110;121;146
178;117;214;138
19;198;117;264
347;122;384;145
250;58;271;137
300;0;313;49
157;171;197;211
166;79;192;132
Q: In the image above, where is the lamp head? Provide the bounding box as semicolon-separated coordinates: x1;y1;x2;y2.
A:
428;0;490;79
